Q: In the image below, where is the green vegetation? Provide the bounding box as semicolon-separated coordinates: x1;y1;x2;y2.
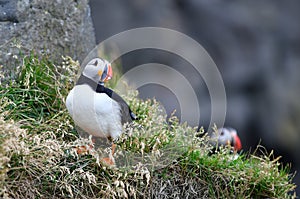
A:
0;52;296;198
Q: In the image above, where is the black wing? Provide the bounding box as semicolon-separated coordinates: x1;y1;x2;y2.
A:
96;84;137;124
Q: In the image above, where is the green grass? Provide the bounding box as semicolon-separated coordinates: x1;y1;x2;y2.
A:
0;52;78;140
0;52;297;198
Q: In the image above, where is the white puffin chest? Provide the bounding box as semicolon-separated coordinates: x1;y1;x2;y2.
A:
66;84;122;139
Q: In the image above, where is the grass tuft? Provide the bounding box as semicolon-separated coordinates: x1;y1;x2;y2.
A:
0;52;297;198
0;52;78;140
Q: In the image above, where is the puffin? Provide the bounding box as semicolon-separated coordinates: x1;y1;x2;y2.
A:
66;58;136;165
209;127;242;152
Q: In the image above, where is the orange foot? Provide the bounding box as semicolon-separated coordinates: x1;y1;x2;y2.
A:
101;157;115;166
75;144;93;154
75;138;96;155
101;143;116;166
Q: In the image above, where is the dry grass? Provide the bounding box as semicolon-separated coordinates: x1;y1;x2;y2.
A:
0;51;297;198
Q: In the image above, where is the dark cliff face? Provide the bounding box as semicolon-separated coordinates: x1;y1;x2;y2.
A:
89;0;300;191
0;0;18;22
0;0;96;75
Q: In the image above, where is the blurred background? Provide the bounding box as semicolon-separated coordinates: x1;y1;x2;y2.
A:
89;0;300;193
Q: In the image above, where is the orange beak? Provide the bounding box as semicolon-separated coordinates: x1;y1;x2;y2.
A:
232;133;242;151
99;64;113;82
104;64;113;82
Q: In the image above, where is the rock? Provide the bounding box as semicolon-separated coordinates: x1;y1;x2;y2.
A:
0;0;17;22
0;0;96;77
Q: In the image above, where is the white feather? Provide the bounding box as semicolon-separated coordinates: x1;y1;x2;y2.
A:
66;84;122;140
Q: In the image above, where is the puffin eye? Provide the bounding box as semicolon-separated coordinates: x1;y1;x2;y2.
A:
93;60;98;66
